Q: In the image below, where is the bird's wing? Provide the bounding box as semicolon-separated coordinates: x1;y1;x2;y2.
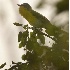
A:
32;10;50;24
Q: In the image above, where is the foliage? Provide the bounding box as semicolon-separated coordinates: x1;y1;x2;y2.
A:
0;63;6;69
1;1;69;70
5;22;68;70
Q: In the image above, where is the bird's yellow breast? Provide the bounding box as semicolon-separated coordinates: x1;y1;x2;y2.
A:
19;6;37;25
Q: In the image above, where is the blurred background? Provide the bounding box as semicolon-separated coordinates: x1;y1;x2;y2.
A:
0;0;68;69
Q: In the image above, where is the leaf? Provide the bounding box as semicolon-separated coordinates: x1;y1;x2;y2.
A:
30;31;37;43
18;31;22;42
22;31;28;37
13;22;22;26
37;34;45;44
18;31;29;48
22;54;26;60
26;39;33;51
19;42;23;48
23;24;28;29
19;38;26;48
0;62;6;69
12;61;16;64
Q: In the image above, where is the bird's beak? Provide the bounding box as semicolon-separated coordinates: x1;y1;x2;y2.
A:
17;4;21;6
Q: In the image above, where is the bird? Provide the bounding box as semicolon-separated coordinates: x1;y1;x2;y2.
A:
17;3;67;37
17;3;52;28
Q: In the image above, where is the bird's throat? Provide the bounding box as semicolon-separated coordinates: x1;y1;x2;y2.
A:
19;6;36;24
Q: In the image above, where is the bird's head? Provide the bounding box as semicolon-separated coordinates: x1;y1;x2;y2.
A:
17;3;32;11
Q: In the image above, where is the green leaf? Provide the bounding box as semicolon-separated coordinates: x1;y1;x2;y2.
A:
13;22;22;26
30;31;37;43
26;39;33;51
22;54;26;60
0;62;6;69
19;42;23;48
37;34;45;44
23;24;28;29
12;61;16;64
19;31;29;48
19;38;26;48
22;31;28;37
18;31;22;42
